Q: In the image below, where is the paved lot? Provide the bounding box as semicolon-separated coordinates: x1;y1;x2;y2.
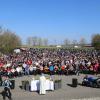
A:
0;74;100;100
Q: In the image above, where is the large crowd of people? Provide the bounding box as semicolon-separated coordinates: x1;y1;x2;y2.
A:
0;48;100;78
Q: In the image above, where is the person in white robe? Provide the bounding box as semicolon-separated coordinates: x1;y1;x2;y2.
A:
39;73;46;95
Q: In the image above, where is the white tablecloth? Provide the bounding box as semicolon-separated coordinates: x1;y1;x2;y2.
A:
30;79;54;91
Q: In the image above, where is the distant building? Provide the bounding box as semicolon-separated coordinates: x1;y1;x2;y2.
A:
83;44;93;48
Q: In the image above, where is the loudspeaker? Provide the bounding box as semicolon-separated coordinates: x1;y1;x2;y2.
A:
72;78;78;87
10;80;15;89
25;83;30;91
22;81;29;90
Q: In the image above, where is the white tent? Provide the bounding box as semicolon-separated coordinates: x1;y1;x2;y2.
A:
14;49;21;53
56;45;61;48
74;46;79;48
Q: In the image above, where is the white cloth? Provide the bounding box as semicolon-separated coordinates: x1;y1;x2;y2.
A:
31;80;40;91
39;75;46;94
45;79;54;90
30;80;54;91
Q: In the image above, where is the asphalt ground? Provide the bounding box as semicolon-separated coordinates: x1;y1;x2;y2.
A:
0;74;100;100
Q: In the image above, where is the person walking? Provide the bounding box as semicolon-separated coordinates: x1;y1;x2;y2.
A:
2;77;12;100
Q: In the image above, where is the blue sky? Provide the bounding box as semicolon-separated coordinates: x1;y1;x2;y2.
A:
0;0;100;44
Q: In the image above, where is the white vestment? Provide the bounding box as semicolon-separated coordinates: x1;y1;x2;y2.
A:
39;75;46;94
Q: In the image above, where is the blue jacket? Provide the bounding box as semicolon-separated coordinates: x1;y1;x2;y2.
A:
49;65;54;71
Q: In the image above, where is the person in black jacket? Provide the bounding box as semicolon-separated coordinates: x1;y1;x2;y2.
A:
2;77;12;100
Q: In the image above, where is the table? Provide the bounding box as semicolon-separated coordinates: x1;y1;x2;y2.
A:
30;79;54;91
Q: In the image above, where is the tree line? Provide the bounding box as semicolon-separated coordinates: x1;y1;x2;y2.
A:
0;27;100;54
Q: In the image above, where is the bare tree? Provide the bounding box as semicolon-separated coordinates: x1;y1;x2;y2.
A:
0;29;21;54
63;38;70;46
79;38;86;47
37;37;42;46
43;38;48;46
33;36;38;46
27;37;33;46
72;39;78;47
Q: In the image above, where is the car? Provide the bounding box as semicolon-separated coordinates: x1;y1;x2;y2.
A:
82;75;100;88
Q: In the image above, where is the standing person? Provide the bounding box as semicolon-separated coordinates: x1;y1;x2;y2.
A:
2;77;12;100
49;64;54;75
49;64;54;80
24;64;30;76
39;73;46;95
75;60;80;76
